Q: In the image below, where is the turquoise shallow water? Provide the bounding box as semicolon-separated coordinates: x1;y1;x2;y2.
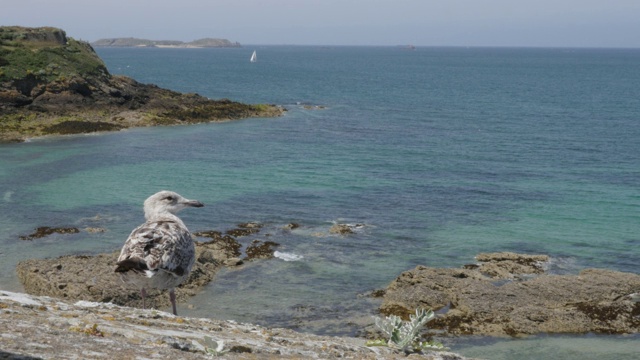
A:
1;46;639;357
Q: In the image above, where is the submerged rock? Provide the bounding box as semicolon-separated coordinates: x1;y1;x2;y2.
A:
330;223;364;235
283;223;300;230
380;253;640;336
19;226;80;240
245;240;280;260
330;224;353;235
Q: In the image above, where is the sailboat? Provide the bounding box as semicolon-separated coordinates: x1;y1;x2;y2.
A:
250;50;257;63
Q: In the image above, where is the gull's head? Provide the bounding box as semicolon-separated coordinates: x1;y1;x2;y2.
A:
143;190;204;220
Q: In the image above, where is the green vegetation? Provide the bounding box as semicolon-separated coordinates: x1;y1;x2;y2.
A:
0;26;284;142
195;336;229;357
0;27;108;82
43;120;124;135
367;308;446;354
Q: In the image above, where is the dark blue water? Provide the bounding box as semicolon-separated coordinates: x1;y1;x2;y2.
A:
1;46;639;359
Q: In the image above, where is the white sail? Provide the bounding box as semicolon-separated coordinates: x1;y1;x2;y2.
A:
250;50;257;62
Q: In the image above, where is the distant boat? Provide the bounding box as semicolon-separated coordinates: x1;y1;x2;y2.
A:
250;50;257;62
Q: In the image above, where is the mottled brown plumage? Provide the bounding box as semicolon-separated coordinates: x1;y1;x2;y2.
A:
115;191;203;315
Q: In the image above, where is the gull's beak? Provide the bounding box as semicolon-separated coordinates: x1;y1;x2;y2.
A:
184;199;204;208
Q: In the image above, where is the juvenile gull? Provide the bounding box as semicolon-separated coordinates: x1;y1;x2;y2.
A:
115;190;204;315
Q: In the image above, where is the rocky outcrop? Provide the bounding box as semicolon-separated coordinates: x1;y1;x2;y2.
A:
0;26;67;45
14;224;282;310
0;291;472;360
15;244;226;311
329;223;365;235
380;252;640;336
19;226;80;240
0;26;284;142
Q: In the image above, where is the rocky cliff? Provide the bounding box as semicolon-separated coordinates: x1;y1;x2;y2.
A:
0;26;282;142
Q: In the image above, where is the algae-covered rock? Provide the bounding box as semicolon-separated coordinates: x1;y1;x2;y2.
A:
380;253;640;336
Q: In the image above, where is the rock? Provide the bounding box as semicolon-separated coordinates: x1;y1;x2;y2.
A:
237;222;262;229
19;226;80;240
245;240;280;260
330;223;365;235
0;291;472;359
0;26;285;142
329;224;354;235
193;229;223;239
193;231;242;258
475;252;549;279
380;254;640;336
226;228;260;237
15;237;243;311
224;223;262;237
283;223;300;230
223;258;244;267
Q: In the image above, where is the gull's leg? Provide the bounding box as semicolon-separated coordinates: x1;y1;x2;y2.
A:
141;288;147;309
169;289;177;316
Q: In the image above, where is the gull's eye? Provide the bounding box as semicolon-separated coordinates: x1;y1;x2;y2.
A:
164;196;174;202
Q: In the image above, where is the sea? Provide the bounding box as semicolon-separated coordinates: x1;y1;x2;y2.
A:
1;46;639;359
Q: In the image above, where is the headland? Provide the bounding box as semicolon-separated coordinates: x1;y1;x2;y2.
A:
0;26;283;143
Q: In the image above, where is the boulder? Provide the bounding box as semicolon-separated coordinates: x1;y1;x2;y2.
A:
380;253;640;336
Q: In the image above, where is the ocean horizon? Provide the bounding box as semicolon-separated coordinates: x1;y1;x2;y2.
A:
1;45;638;359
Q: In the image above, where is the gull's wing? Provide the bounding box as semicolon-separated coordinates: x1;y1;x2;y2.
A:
115;220;194;277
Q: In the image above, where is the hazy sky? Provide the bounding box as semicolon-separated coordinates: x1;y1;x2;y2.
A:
3;0;640;47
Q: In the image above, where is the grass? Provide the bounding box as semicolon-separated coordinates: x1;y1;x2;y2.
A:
0;29;108;82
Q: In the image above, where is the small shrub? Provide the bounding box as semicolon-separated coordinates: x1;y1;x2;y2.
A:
195;336;228;357
367;308;446;353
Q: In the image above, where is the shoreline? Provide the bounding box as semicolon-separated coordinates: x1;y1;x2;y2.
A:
0;290;472;359
0;26;283;143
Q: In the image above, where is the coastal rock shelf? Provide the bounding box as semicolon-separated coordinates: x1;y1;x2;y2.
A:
0;26;284;142
15;224;276;310
379;252;640;336
0;291;471;359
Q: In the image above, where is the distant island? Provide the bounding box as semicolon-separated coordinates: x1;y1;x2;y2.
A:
0;26;282;142
92;37;241;48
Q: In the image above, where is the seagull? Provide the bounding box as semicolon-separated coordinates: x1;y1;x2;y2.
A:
115;190;204;315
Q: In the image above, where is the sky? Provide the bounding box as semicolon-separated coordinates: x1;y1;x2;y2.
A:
3;0;640;47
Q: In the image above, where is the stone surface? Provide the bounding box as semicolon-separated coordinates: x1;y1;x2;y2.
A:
380;253;640;336
15;237;242;311
329;224;354;235
18;226;80;240
15;224;281;311
0;291;473;360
